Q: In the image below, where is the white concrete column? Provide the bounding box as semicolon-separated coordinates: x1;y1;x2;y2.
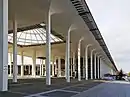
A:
10;53;12;76
85;44;92;80
46;11;51;85
65;30;70;82
52;57;55;77
94;53;97;79
44;63;46;76
13;19;18;83
71;58;73;77
97;56;101;79
78;42;81;81
72;53;76;78
58;57;61;77
72;53;75;73
40;59;42;76
90;49;95;79
99;57;101;78
78;38;84;81
0;0;8;91
70;65;72;77
97;56;99;79
65;52;67;78
32;50;36;77
28;65;30;75
54;58;57;76
21;51;24;77
52;63;55;77
42;60;44;76
82;57;85;79
41;64;43;76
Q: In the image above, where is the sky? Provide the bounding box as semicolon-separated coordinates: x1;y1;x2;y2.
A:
87;0;130;72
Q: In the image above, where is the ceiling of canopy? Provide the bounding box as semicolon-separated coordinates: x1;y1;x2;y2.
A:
8;24;63;46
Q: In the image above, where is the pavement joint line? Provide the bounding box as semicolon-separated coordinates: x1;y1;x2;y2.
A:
61;81;93;90
8;90;29;95
24;89;79;97
10;83;33;86
24;89;57;97
82;83;105;93
25;95;48;97
24;82;86;97
56;89;80;94
24;81;96;97
71;83;105;97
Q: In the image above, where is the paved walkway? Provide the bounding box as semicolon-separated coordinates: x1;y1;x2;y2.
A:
2;79;130;97
0;78;102;97
24;80;101;97
73;81;130;97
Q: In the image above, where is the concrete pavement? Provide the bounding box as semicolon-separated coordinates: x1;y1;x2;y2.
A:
0;78;102;97
4;79;130;97
73;81;130;97
25;81;130;97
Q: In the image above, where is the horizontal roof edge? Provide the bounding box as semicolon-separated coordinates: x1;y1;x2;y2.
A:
70;0;117;71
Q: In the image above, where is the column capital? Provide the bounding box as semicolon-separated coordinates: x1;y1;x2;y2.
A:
91;49;96;53
86;44;92;48
79;37;84;43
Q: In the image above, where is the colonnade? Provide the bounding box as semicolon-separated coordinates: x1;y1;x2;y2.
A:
0;0;114;91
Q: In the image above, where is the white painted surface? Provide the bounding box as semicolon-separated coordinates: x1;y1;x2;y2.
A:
72;53;75;73
13;19;18;83
32;50;36;77
85;46;88;80
97;56;100;79
46;10;51;85
0;0;8;91
90;49;95;79
78;38;84;81
21;51;24;76
10;53;12;76
52;58;55;76
58;57;61;77
82;57;85;78
100;59;112;78
94;53;97;79
65;29;70;82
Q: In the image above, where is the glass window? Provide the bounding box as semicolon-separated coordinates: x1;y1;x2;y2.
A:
8;25;63;46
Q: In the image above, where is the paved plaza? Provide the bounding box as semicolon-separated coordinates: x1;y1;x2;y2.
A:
73;81;130;97
25;81;130;97
0;78;130;97
0;78;102;97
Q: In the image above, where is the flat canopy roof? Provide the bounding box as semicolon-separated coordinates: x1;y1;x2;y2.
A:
70;0;117;71
8;0;117;71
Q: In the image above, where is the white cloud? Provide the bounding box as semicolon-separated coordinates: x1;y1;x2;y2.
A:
87;0;130;72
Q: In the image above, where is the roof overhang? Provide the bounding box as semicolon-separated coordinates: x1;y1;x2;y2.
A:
8;0;117;71
70;0;117;71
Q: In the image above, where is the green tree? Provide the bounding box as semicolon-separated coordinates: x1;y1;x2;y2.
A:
118;69;123;80
128;72;130;77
